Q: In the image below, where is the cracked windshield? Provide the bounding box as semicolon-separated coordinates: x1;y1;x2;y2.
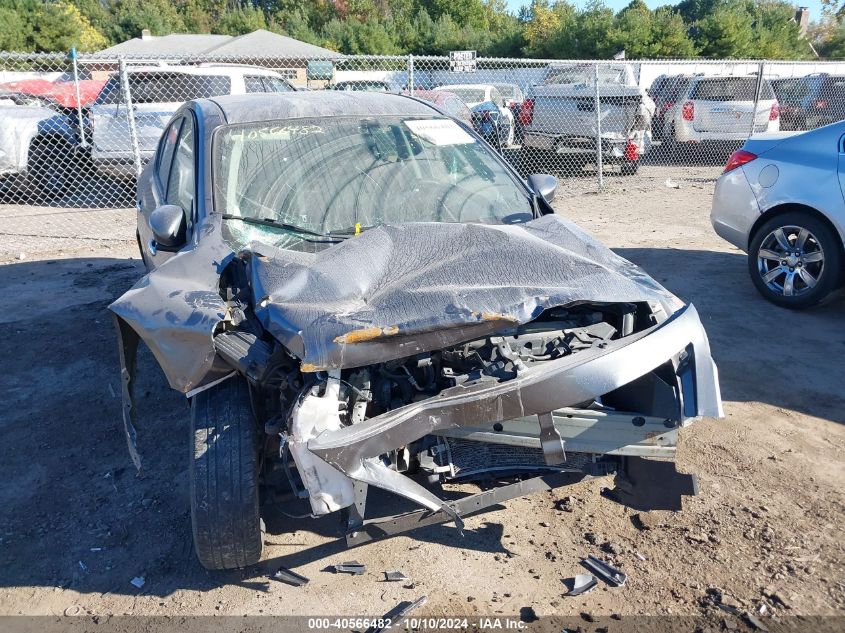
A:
214;115;533;249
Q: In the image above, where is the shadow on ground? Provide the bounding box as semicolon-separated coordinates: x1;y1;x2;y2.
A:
616;247;845;424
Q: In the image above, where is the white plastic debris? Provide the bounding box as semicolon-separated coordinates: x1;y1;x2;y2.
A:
17;252;25;260
665;178;680;189
130;576;145;589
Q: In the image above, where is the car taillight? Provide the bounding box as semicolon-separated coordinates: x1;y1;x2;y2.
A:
724;149;757;173
682;101;694;121
519;98;534;125
769;103;779;120
624;141;639;161
813;98;828;109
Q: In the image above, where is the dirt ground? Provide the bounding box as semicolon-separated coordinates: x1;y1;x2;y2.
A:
0;167;843;630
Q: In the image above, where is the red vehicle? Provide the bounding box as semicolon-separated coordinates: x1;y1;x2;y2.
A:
0;73;106;109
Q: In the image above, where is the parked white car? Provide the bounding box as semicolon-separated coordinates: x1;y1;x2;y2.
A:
433;84;515;145
666;75;779;144
520;63;655;176
89;64;295;178
0;98;80;201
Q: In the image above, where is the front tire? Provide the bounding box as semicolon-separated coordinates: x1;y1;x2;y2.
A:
26;138;70;203
620;160;639;176
190;377;264;570
748;212;842;309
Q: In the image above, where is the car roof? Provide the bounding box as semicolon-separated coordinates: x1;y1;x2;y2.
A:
207;91;439;125
126;64;283;78
435;84;492;90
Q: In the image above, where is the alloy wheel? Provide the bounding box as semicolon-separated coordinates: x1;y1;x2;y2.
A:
756;225;825;298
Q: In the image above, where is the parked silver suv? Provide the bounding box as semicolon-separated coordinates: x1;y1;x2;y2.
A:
89;64;294;178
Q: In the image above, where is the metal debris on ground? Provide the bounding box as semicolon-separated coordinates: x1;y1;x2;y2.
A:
743;611;769;631
384;570;409;582
270;566;309;587
365;596;427;633
129;576;145;589
333;561;366;575
581;554;627;587
563;573;598;596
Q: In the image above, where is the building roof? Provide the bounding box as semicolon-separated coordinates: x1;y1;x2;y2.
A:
207;30;340;59
95;29;341;59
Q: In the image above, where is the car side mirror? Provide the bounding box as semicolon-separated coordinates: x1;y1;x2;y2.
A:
149;204;186;252
527;174;558;203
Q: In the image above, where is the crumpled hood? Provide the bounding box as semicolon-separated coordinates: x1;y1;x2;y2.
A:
111;213;680;393
246;214;677;371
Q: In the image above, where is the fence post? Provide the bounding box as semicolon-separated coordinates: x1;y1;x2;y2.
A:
749;60;765;138
594;63;604;190
118;56;142;179
70;47;86;148
408;54;414;96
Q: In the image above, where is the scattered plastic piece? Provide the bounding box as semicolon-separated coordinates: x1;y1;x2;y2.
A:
665;178;680;189
581;554;627;587
77;561;88;573
564;573;598;596
270;566;309;587
130;576;145;589
334;561;366;575
384;570;409;582
63;605;81;617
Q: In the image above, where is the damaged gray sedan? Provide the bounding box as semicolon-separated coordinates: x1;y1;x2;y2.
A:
111;92;722;570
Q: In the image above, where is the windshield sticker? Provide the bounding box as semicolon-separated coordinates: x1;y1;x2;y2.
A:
404;119;475;146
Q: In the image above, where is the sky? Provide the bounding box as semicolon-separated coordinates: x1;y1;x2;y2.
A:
503;0;826;23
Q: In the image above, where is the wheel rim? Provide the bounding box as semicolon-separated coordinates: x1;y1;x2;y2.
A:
756;224;825;298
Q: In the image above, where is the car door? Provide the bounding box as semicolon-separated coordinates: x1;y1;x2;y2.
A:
139;113;196;269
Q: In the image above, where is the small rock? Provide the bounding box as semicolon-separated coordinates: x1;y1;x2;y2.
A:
539;521;549;528
17;253;26;260
584;532;598;545
601;541;623;556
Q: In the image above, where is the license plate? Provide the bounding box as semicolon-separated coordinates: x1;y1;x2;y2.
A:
524;135;554;150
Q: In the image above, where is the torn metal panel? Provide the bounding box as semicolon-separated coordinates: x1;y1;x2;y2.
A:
113;314;142;472
109;217;234;393
309;304;721;476
245;214;679;373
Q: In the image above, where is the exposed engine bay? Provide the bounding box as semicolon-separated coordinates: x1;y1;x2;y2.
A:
211;280;703;534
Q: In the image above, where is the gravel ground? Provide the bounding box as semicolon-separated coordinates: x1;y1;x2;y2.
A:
0;168;843;631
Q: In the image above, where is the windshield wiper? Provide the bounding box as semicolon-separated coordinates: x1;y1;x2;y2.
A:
221;214;347;241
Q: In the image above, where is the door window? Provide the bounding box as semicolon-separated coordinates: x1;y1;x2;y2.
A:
156;118;182;189
166;116;195;217
244;76;266;93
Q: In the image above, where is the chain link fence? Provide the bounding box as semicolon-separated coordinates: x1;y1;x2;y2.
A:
1;51;844;259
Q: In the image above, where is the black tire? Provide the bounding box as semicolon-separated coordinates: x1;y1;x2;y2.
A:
620;160;639;176
190;377;264;570
26;138;70;203
748;211;843;310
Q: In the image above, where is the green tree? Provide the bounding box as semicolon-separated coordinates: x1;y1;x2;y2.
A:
109;0;186;43
214;6;268;35
0;7;30;51
696;0;755;57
